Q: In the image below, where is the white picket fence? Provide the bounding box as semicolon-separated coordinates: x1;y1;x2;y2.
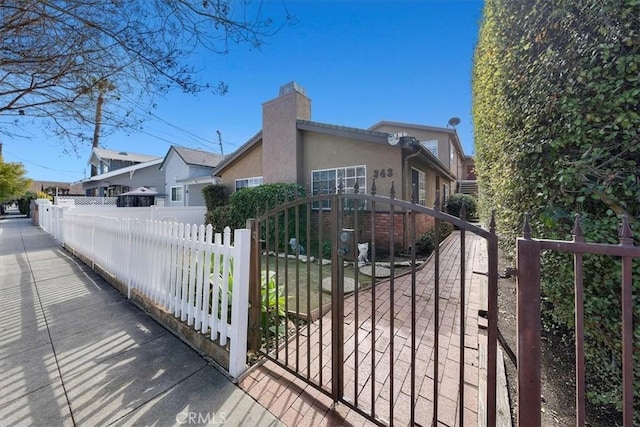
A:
38;202;207;242
38;203;250;378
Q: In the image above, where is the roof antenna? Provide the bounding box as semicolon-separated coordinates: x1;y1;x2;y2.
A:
447;117;461;128
216;130;224;157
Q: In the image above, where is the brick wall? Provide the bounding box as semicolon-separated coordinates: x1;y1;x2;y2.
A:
309;209;436;254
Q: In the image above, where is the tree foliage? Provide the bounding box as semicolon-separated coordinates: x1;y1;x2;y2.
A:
0;156;31;202
473;0;640;419
1;0;291;151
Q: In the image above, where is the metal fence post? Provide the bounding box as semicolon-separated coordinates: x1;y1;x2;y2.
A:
246;219;261;353
516;235;541;427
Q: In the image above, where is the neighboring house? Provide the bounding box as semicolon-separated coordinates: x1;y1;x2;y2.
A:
77;146;222;206
28;181;73;196
460;155;478;196
89;148;160;175
213;82;470;207
159;146;224;207
80;148;164;197
79;157;165;197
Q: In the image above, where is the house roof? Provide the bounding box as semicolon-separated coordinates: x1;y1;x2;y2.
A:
211;130;262;176
213;119;458;181
159;146;224;170
213;120;392;176
88;147;161;166
369;120;467;158
297;120;389;143
78;158;163;183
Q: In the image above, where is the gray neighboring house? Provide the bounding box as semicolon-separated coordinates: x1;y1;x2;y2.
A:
80;148;164;197
159;146;224;207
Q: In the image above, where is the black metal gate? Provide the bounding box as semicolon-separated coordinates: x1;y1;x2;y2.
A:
248;181;499;426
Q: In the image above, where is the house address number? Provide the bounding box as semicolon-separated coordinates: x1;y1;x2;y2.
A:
373;168;393;179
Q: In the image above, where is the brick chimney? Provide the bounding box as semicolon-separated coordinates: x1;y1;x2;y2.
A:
261;82;311;183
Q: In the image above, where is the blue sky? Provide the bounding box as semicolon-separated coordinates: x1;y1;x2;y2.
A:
2;1;484;183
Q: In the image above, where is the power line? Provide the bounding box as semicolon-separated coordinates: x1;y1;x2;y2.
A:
3;149;83;180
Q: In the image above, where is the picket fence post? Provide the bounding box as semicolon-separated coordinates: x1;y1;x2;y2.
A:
228;228;251;378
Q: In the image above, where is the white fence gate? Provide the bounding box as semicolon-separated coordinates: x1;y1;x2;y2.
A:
39;204;250;378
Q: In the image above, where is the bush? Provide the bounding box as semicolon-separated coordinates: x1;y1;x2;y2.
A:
445;194;477;219
204;205;233;234
202;184;227;211
17;192;35;216
205;183;307;244
415;221;453;257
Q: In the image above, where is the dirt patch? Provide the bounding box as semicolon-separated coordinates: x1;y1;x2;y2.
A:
496;248;621;426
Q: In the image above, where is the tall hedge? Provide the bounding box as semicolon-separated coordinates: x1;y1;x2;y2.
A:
473;0;639;419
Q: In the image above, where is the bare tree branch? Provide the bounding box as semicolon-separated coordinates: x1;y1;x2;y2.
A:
0;0;292;151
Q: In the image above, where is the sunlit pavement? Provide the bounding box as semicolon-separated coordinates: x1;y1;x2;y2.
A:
0;211;282;427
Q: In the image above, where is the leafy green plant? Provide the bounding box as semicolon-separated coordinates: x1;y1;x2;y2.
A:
17;192;35;215
205;183;306;240
260;270;289;336
201;184;228;211
207;255;289;336
415;222;453;257
445;193;478;219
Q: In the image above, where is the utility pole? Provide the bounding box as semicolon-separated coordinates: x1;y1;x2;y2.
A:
91;90;105;177
216;130;224;157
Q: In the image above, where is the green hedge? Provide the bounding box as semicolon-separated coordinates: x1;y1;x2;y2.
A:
205;183;307;250
473;0;639;419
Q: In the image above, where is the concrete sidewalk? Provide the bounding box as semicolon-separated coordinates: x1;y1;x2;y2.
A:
0;211;282;426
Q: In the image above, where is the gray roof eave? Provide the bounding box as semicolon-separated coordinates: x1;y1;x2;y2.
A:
212;130;263;176
296;120;389;144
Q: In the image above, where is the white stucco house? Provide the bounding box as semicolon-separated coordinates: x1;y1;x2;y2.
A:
159;146;223;206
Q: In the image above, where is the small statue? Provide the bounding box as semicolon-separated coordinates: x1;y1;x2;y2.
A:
289;238;305;255
357;242;369;265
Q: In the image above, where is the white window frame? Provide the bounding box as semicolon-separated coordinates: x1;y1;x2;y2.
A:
170;185;184;202
311;165;366;209
421;140;439;157
235;176;263;191
411;168;427;206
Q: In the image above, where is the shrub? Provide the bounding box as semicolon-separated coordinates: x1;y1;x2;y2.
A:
17;192;35;216
204;205;232;235
445;194;477;219
415;221;453;257
205;183;307;247
202;184;227;211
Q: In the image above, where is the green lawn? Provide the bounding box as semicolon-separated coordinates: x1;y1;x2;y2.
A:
259;255;413;317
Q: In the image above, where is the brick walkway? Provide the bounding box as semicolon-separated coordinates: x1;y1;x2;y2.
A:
239;232;489;426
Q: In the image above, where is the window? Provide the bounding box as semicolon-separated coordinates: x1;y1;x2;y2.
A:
235;176;263;191
312;166;366;209
421;140;439;157
170;186;183;202
411;168;426;206
449;142;457;169
443;184;450;204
